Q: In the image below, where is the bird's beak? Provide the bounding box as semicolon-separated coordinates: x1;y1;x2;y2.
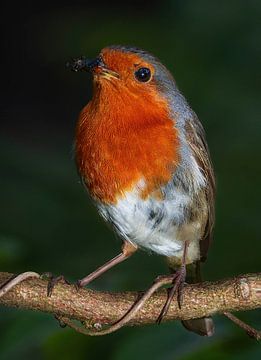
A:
67;56;119;80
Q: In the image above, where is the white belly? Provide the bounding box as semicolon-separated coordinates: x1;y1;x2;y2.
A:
98;180;203;258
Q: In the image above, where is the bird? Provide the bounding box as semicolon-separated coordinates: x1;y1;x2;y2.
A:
68;45;215;336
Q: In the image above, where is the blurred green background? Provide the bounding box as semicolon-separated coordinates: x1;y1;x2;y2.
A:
0;0;260;359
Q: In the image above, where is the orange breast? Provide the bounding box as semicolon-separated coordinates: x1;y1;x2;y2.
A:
75;83;179;204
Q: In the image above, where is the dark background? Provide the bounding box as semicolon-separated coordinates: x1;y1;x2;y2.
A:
0;0;260;359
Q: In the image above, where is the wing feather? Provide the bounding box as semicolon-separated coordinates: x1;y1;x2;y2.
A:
185;115;216;260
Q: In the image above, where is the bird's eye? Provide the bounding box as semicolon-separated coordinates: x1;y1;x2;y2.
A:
134;67;151;82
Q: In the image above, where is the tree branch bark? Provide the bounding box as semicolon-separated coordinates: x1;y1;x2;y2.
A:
0;272;260;336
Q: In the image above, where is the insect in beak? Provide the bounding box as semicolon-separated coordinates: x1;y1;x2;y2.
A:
67;56;119;80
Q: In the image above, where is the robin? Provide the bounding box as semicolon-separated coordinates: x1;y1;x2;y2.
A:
69;45;215;336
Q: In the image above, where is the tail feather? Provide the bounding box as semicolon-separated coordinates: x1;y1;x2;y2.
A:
182;316;214;337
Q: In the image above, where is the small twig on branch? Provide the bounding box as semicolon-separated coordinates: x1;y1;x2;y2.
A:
0;272;260;338
224;312;260;340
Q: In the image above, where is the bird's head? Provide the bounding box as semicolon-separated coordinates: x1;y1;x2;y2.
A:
68;45;177;111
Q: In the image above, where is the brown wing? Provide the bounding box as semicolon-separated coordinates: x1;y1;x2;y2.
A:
185;115;216;261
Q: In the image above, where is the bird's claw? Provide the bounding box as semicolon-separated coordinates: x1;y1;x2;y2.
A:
41;273;70;297
156;265;186;324
74;280;82;292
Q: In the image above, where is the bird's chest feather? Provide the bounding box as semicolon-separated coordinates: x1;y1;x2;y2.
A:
76;90;179;204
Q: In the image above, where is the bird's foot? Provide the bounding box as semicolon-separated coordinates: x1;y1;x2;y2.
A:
75;279;82;291
156;264;186;324
41;272;70;297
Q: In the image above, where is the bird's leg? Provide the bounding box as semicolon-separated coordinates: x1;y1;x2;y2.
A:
76;240;137;288
46;241;137;296
78;244;189;336
156;241;188;324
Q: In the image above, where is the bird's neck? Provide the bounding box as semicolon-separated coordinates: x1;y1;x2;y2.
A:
76;85;180;204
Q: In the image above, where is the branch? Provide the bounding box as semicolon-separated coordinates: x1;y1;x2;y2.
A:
0;272;260;337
